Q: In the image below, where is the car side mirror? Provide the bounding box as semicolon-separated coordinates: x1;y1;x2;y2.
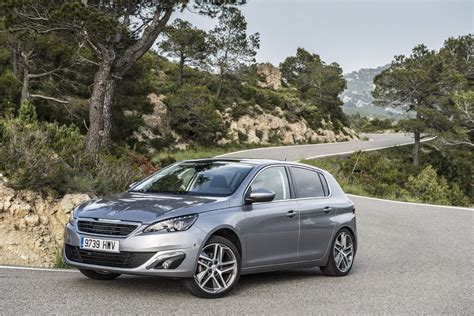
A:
128;182;138;190
245;188;275;204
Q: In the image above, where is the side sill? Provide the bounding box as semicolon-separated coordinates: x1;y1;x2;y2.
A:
241;259;325;275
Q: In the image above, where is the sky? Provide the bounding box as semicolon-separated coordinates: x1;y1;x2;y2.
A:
175;0;473;74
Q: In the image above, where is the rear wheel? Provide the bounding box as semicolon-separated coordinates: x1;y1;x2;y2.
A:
320;228;355;277
79;269;121;280
184;236;241;298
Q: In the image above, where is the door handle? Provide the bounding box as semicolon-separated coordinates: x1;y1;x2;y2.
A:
323;206;333;213
286;210;298;218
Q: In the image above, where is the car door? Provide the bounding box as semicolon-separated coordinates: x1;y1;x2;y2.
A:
243;166;299;267
289;167;336;261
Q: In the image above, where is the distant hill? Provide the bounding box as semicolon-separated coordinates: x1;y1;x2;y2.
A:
340;66;407;119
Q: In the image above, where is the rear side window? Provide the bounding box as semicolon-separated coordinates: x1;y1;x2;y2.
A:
318;173;330;196
290;167;327;198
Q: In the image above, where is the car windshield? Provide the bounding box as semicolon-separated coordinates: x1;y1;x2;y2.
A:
131;161;254;197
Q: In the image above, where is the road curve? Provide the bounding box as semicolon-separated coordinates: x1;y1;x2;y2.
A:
1;133;472;315
218;133;417;161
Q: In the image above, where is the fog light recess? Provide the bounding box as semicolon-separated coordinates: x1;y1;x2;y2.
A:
146;252;186;270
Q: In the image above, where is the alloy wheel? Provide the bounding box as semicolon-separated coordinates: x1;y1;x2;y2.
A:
333;231;354;273
194;243;238;294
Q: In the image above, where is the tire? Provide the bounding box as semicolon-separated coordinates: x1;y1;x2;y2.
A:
79;269;121;280
320;228;355;277
184;235;241;298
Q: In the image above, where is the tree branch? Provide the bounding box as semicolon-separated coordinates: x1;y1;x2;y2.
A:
442;140;474;147
28;65;68;79
115;6;173;76
30;94;69;104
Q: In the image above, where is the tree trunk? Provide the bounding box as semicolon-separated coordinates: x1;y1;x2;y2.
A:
178;55;185;86
85;7;173;153
20;67;29;103
86;59;113;153
11;45;20;79
216;69;224;100
413;111;422;167
101;78;115;148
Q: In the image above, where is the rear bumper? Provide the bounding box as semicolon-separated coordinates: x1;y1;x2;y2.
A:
63;222;206;278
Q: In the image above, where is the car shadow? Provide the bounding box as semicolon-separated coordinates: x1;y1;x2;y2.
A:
235;268;325;291
72;267;325;298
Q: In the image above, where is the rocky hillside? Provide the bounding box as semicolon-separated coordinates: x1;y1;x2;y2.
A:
341;65;406;118
0;179;91;267
133;63;358;152
133;94;357;152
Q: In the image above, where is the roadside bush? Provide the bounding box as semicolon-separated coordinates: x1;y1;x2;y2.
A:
18;101;37;123
406;166;470;206
1;119;69;193
406;166;450;205
303;145;471;207
0;103;144;196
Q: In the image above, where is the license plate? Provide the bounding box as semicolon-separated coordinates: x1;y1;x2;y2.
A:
80;237;120;253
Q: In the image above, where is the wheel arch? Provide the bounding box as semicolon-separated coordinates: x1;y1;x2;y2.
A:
205;226;243;258
338;225;358;254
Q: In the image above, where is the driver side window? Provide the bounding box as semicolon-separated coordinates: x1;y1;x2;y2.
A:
251;167;290;201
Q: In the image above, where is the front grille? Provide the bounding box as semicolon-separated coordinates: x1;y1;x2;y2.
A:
65;244;155;268
77;220;139;237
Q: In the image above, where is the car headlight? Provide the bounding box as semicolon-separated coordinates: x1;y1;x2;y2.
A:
69;208;77;225
144;214;198;233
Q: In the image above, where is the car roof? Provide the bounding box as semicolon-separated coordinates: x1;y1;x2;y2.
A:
183;158;327;172
184;157;282;165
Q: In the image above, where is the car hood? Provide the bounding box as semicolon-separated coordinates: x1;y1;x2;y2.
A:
76;192;230;224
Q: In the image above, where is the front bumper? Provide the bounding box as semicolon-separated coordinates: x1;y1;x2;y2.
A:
63;222;206;278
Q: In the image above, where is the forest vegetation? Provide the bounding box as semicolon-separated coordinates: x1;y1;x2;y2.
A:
0;1;471;205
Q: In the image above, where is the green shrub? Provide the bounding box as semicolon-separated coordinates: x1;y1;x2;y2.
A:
0;70;21;118
0;119;5;140
302;145;471;207
166;85;226;145
0;115;144;196
18;101;38;123
406;166;450;205
237;130;248;143
0;119;69;194
267;130;280;144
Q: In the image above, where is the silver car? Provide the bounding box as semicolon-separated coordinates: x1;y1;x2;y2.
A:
64;159;357;298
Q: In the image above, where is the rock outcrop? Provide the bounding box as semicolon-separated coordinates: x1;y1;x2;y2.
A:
220;106;357;145
134;95;358;151
0;180;91;267
257;63;282;90
126;93;170;144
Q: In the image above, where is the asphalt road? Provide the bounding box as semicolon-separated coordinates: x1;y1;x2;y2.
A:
1;133;472;315
218;133;418;161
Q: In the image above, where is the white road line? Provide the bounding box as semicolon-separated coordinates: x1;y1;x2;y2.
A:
218;134;433;160
303;137;436;160
216;133;412;158
215;140;353;157
347;194;473;211
0;265;78;272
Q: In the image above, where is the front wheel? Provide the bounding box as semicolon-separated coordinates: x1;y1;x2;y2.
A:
320;228;355;277
184;236;241;298
79;269;121;280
